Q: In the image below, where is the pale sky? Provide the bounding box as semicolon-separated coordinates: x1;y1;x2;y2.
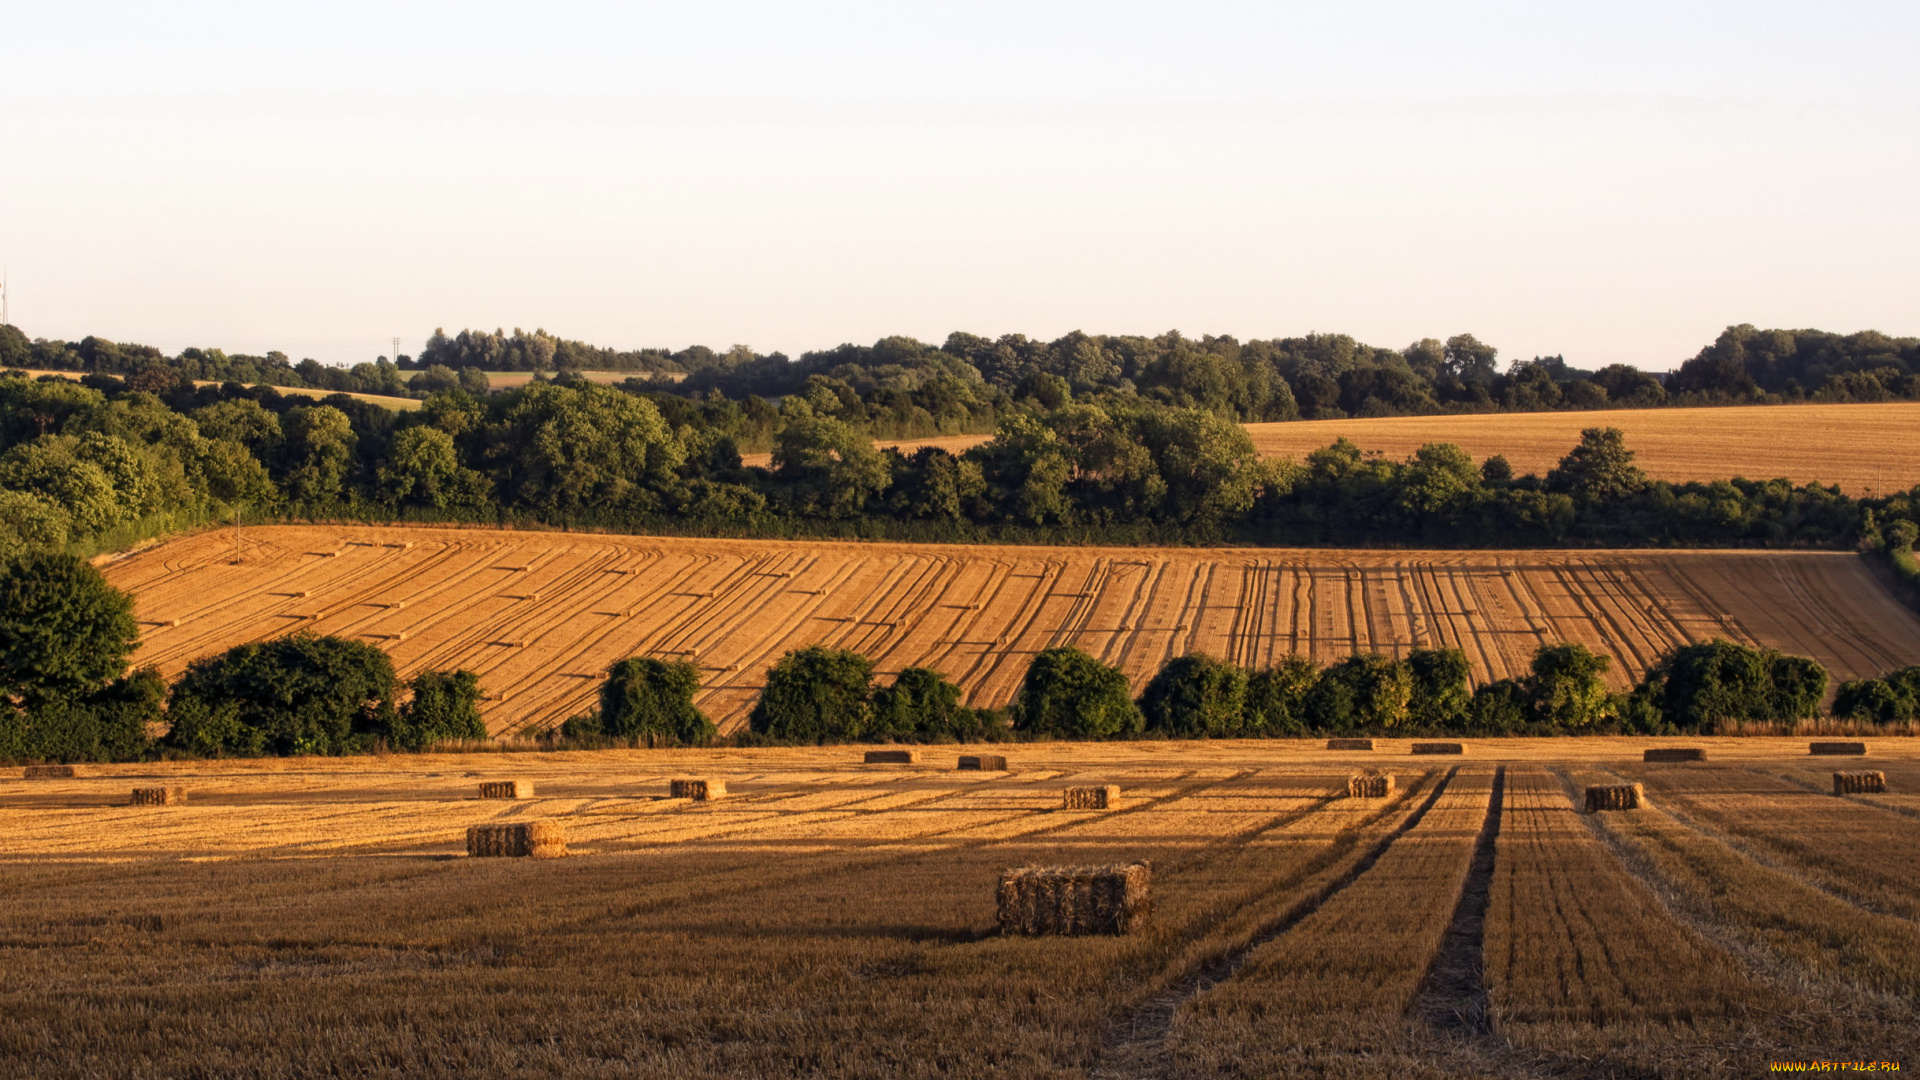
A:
2;1;1915;370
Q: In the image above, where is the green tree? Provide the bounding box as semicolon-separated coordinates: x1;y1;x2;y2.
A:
599;657;714;744
0;668;163;764
870;666;968;739
1245;656;1320;735
1011;646;1142;739
1305;654;1412;732
0;552;139;709
1546;427;1646;504
0;489;71;558
771;403;891;518
280;405;357;506
1407;647;1472;728
1528;642;1614;729
164;634;397;756
748;646;874;742
1643;639;1827;730
497;383;684;518
391;669;489;749
378;426;490;511
1468;679;1531;732
1139;653;1248;737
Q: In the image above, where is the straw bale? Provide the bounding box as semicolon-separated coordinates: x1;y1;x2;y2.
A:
863;749;916;764
478;780;533;799
997;862;1151;936
22;765;76;779
1809;741;1867;756
129;786;187;807
957;754;1007;771
1584;783;1644;812
670;778;726;800
1062;785;1121;810
1411;742;1465;755
1644;748;1707;762
1327;738;1374;751
1346;773;1394;798
466;821;567;858
1833;771;1887;795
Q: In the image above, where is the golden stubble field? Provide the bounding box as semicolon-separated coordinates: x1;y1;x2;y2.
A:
102;525;1920;738
2;738;1916;1078
741;402;1920;495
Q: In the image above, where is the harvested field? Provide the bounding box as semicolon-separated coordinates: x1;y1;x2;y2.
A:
743;403;1920;495
101;525;1920;737
1;738;1915;1078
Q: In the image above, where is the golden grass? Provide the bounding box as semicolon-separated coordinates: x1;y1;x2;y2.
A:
4;739;1914;1078
17;369;424;411
102;525;1920;737
743;403;1920;495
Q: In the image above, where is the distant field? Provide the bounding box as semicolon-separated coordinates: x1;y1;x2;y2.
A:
5;739;1916;1077
16;368;424;411
739;403;1920;494
103;525;1920;737
482;369;685;390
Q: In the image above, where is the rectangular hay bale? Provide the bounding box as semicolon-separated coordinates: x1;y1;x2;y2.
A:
1411;742;1465;755
1346;773;1394;798
1327;738;1374;751
23;765;76;779
1810;742;1867;756
478;780;533;799
1584;783;1643;811
129;786;187;807
957;754;1007;771
466;821;567;858
997;862;1151;936
863;749;916;764
670;778;726;800
1833;770;1887;795
1062;784;1121;810
1644;748;1707;762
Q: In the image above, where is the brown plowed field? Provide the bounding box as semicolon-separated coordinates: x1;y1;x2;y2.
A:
102;526;1920;736
741;402;1920;494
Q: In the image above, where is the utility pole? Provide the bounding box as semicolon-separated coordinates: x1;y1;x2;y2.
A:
392;336;401;364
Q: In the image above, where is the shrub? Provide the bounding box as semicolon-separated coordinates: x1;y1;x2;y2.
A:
599;657;713;745
1305;654;1411;732
1529;643;1614;729
0;667;163;764
164;633;397;756
392;669;489;749
1833;679;1908;723
0;551;139;709
871;666;970;740
1407;648;1471;729
1244;656;1319;735
749;646;873;742
1012;646;1142;739
1140;653;1248;737
1645;639;1828;730
1468;678;1531;732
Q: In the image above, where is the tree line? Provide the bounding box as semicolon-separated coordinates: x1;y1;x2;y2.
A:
6;550;1901;765
11;322;1920;433
4;366;1915;560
